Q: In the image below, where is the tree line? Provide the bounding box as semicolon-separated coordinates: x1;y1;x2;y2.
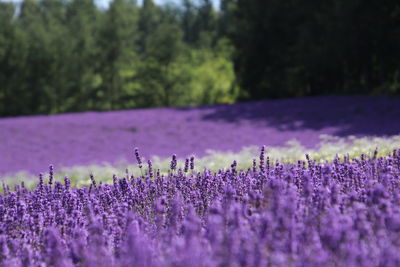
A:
0;0;238;116
1;0;399;117
231;0;400;99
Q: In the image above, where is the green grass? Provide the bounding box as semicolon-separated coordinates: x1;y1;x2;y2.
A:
1;134;400;189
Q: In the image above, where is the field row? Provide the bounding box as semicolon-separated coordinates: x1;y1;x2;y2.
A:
1;135;400;189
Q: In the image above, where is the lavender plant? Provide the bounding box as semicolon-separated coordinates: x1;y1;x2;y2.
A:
2;96;400;177
0;147;400;266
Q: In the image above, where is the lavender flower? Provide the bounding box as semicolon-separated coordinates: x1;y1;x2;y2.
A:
184;158;189;173
190;156;195;171
147;160;153;179
170;154;177;171
49;165;54;186
134;147;142;169
39;172;44;189
259;145;266;172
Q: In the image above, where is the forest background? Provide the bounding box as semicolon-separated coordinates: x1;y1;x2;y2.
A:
1;0;399;117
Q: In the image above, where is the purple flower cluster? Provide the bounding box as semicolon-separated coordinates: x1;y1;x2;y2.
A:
1;148;400;266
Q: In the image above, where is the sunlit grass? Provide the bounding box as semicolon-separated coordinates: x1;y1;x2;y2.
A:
1;134;400;189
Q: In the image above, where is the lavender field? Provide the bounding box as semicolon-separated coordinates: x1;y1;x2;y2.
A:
1;148;400;266
1;96;400;178
1;96;400;266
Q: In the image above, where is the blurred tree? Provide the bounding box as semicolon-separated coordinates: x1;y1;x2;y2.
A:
185;38;239;105
196;0;217;48
181;0;197;44
180;0;217;48
65;0;100;111
232;0;304;98
0;2;25;116
218;0;236;38
138;0;160;53
136;21;186;107
18;0;51;114
98;0;139;110
39;0;71;113
232;0;400;99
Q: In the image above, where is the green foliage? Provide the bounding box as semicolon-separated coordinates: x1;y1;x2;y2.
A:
97;0;139;110
183;39;238;105
2;0;398;117
181;0;218;48
231;0;400;99
64;0;100;111
0;3;22;116
129;36;237;107
0;0;237;117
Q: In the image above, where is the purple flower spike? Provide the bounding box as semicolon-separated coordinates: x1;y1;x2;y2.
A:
148;160;153;178
190;156;195;170
39;173;44;188
134;147;142;169
170;154;177;171
259;145;266;172
49;165;54;186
